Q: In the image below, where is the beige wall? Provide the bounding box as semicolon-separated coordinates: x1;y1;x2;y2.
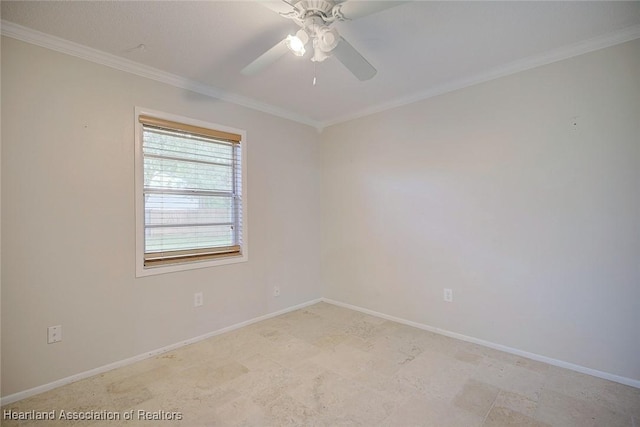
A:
1;37;322;396
320;39;640;381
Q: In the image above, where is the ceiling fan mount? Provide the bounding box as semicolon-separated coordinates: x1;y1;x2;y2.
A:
242;0;408;81
282;0;344;24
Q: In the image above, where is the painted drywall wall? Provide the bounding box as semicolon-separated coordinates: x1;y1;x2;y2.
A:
320;39;640;381
1;37;322;397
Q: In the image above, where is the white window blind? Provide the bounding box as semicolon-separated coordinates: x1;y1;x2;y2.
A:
139;115;243;267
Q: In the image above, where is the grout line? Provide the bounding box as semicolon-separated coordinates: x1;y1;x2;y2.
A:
480;393;499;426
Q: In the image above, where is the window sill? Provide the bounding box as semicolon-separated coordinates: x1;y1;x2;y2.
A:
135;252;247;277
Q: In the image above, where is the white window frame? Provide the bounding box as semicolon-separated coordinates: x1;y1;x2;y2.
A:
135;107;248;277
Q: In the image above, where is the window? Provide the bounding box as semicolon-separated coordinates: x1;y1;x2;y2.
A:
135;108;247;276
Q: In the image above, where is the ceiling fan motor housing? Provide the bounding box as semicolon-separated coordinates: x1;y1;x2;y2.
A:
294;0;337;20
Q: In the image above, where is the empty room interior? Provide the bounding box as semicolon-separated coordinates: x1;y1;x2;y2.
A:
1;1;639;426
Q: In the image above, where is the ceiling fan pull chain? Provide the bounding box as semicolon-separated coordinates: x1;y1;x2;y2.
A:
313;61;317;86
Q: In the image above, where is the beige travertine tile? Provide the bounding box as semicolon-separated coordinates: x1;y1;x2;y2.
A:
352;367;424;404
395;348;478;401
338;334;373;352
381;396;485;427
455;349;484;365
473;355;547;401
287;318;344;344
208;395;267;426
493;389;539;417
466;344;551;375
339;386;403;424
452;378;500;418
299;302;353;321
360;330;426;367
484;406;551;427
535;388;631;427
146;385;240;414
318;389;399;426
109;386;153;410
2;302;637;427
289;360;331;383
258;333;321;368
307;342;374;378
543;366;640;419
310;331;350;349
339;318;395;340
225;354;298;406
286;369;365;415
332;337;406;379
414;329;471;357
208;327;275;358
261;393;320;426
179;361;249;390
277;308;324;326
106;365;172;392
347;311;390;326
355;322;447;363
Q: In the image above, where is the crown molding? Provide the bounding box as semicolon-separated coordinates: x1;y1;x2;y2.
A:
320;23;640;128
0;20;323;130
3;20;639;132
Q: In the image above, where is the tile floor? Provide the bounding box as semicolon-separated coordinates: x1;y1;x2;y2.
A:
2;302;639;426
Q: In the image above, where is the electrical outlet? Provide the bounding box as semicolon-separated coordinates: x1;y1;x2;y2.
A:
443;288;453;302
273;286;280;297
194;292;203;307
47;325;62;344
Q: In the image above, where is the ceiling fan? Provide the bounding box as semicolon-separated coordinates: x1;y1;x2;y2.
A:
242;0;407;81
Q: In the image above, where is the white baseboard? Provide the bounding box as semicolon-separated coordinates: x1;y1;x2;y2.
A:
321;298;640;390
0;298;323;406
3;295;637;405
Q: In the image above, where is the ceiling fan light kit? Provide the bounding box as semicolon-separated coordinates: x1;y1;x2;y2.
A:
286;29;309;56
243;0;407;81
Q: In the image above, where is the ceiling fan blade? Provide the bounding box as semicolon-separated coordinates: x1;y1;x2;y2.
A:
241;38;289;76
257;0;296;15
336;1;409;20
333;36;377;81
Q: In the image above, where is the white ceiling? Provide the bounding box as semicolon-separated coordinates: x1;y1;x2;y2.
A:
2;1;640;128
